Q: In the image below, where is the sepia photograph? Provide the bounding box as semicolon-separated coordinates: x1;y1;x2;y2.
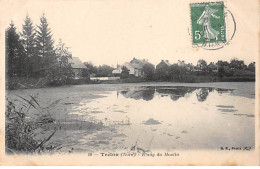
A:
0;0;259;166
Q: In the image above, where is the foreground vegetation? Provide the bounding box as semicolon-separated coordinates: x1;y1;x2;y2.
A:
5;96;61;154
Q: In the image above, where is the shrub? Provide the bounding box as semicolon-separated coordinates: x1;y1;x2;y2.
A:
5;96;60;154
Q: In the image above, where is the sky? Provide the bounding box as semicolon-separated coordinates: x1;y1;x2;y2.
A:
2;0;258;67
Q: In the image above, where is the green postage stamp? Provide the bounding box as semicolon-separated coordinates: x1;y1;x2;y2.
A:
190;1;226;46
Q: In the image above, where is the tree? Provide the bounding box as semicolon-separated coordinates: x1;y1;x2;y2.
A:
248;62;255;72
35;13;56;75
55;39;73;79
143;63;155;80
216;60;229;68
120;66;130;79
5;21;24;78
229;58;246;70
96;65;114;77
197;59;208;73
216;60;231;77
155;66;170;81
56;39;72;66
20;14;36;77
84;62;98;75
187;63;195;72
169;64;181;81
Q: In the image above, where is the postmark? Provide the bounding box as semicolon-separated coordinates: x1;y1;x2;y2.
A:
189;1;236;50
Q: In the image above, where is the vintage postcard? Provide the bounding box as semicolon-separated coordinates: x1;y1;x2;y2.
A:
0;0;259;166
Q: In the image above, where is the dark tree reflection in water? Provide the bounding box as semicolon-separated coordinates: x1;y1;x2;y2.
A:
196;88;210;102
120;89;155;101
142;89;155;101
120;86;223;102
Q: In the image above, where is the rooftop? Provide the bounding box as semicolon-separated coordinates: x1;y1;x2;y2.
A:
68;57;87;69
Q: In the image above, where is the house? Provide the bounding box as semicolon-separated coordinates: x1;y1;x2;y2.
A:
68;57;88;79
128;58;152;77
156;60;171;71
112;64;122;76
112;58;153;77
208;62;218;72
177;60;186;67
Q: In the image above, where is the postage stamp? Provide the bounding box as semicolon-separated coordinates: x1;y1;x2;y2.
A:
190;1;226;47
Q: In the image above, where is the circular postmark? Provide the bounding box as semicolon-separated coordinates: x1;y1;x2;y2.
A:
189;2;236;50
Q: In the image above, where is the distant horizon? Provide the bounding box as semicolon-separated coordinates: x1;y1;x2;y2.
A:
82;57;254;68
4;0;257;67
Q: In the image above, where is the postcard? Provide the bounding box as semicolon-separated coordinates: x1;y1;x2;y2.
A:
0;0;259;166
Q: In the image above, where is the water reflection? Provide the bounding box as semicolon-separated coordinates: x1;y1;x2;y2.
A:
196;88;211;102
156;87;197;101
84;85;254;151
120;86;227;102
120;89;155;101
7;83;254;152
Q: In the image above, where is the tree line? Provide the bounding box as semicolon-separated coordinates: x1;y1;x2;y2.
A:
83;62;114;77
6;13;73;88
151;59;255;82
83;58;255;82
117;59;255;82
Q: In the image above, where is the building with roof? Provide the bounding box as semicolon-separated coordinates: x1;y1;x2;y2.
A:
112;58;153;77
208;62;218;72
156;60;171;71
177;60;186;67
68;57;88;79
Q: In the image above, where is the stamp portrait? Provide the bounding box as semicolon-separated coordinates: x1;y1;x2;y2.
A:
190;1;226;47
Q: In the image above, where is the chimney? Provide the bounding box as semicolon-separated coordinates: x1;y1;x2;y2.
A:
166;60;169;62
161;60;164;62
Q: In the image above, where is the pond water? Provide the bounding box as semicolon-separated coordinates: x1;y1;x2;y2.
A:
7;82;255;153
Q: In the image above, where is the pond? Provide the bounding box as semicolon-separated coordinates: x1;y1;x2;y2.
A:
7;82;255;153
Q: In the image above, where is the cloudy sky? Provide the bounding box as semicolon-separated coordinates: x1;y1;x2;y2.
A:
2;0;258;67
